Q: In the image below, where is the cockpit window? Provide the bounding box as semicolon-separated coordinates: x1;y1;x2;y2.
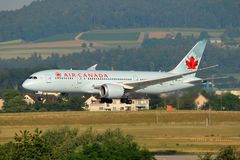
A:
28;76;37;79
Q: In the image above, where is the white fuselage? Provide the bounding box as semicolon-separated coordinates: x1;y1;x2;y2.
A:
22;69;196;95
22;40;209;98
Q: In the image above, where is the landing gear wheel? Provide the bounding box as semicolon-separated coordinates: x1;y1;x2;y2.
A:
126;99;132;104
37;96;44;101
100;98;113;104
121;98;132;104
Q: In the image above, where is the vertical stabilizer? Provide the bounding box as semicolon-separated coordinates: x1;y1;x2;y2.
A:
170;40;207;77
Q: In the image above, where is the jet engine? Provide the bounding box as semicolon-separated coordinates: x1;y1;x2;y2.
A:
100;84;124;98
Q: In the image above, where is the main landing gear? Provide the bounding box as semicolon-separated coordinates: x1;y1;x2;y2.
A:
100;98;132;104
120;98;132;104
100;98;113;104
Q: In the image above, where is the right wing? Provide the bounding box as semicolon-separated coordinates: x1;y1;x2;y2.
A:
123;65;218;91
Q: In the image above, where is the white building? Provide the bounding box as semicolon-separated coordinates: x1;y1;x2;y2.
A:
0;99;4;110
194;94;208;109
84;96;149;111
24;95;36;105
215;90;240;98
209;38;222;44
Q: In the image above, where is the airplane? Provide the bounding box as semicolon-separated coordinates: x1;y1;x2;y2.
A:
22;40;217;104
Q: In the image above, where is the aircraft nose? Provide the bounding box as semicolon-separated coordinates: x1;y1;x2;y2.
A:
22;80;32;90
22;80;28;89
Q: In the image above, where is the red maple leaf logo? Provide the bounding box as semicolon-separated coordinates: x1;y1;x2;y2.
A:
55;72;62;78
186;56;198;70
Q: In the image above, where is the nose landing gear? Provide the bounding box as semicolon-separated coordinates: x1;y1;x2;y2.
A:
120;98;132;104
100;98;132;104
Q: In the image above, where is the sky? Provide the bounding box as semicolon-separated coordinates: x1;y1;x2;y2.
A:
0;0;34;11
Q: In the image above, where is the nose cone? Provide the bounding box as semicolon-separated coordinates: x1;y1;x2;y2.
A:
22;80;34;91
22;80;29;90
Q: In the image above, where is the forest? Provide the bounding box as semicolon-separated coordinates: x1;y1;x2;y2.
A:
0;0;240;41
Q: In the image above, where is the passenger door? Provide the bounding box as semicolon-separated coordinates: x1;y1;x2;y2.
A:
45;75;52;83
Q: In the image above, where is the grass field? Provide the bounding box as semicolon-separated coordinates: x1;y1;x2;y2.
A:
0;110;240;153
82;28;224;38
34;32;79;42
0;27;232;59
0;39;25;45
80;32;140;41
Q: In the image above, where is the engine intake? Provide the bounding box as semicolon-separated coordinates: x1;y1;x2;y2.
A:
100;84;124;98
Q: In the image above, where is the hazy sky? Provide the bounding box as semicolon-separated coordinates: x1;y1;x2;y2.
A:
0;0;34;11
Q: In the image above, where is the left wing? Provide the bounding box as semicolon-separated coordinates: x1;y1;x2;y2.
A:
87;64;98;71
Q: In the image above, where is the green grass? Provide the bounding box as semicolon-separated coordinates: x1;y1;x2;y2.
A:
0;47;94;59
0;39;25;45
0;110;240;153
35;32;79;42
81;32;140;41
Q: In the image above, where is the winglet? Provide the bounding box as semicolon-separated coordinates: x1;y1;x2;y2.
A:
87;64;98;71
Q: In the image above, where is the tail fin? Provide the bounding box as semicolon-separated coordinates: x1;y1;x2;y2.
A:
170;40;207;77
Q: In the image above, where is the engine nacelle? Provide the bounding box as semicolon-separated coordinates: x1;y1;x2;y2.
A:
100;84;124;98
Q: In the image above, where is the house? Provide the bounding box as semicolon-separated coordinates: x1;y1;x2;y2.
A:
147;32;175;39
215;90;240;98
84;96;149;111
194;94;208;109
209;38;222;45
24;95;36;105
0;99;4;110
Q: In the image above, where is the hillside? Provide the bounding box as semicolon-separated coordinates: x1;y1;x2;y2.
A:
0;0;239;41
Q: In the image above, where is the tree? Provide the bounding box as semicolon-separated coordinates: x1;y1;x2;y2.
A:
224;27;240;38
4;95;28;112
0;89;20;102
199;31;209;40
81;43;87;48
204;93;240;111
65;96;85;110
67;128;155;160
89;42;93;47
149;95;165;109
198;153;213;160
0;89;28;112
0;129;52;160
1;0;240;41
215;146;240;160
198;146;240;160
0;128;155;160
175;32;183;41
42;127;80;159
221;93;240;111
